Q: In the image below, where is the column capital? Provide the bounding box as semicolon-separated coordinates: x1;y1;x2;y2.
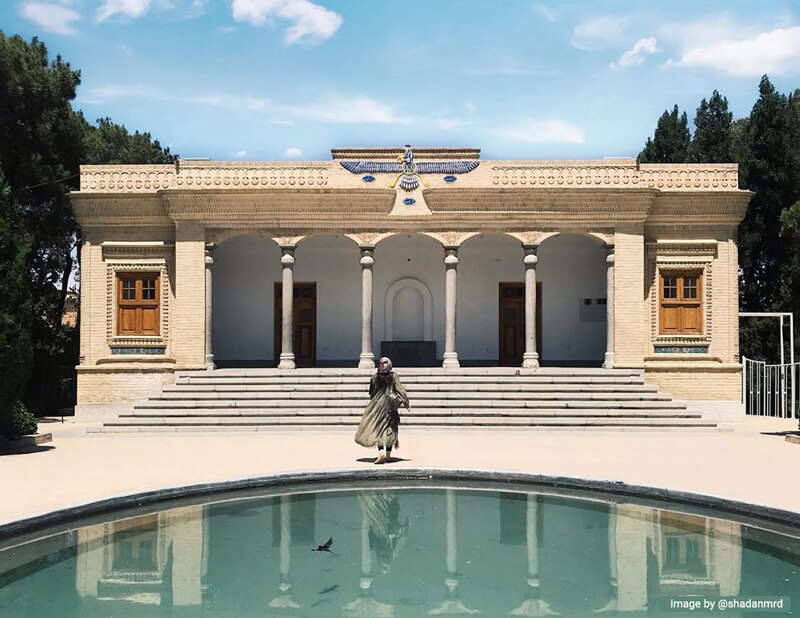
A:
359;247;375;267
444;247;459;267
523;247;539;267
280;247;295;267
205;243;215;265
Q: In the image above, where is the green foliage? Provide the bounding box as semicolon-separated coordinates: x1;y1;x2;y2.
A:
690;90;733;163
0;175;33;426
640;78;800;363
737;77;800;361
82;116;176;165
639;105;691;163
0;31;176;413
0;401;38;438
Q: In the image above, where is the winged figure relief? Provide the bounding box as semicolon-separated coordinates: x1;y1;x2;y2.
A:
340;145;480;191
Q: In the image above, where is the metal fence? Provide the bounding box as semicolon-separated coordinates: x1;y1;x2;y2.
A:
742;356;799;418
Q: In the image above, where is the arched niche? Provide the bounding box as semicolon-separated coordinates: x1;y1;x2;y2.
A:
385;278;433;341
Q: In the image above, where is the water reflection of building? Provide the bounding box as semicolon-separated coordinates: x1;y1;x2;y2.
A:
67;490;746;615
595;503;742;613
75;506;204;608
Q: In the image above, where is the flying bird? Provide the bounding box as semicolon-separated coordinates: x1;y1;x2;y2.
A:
312;537;334;553
318;584;338;595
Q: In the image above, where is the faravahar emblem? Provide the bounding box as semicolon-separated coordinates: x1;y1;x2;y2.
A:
340;145;480;191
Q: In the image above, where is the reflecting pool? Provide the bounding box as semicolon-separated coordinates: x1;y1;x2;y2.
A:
1;486;798;616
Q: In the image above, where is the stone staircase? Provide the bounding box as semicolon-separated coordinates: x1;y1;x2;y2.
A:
99;368;716;432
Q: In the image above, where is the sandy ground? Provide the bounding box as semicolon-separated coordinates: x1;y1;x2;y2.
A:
1;416;798;527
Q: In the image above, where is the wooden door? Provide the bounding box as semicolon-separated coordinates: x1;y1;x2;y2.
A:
274;282;317;367
499;282;542;366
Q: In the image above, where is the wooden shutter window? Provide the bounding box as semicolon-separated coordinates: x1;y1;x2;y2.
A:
659;271;702;334
117;273;160;336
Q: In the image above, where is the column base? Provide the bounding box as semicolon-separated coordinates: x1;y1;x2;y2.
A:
278;354;296;370
442;353;460;369
603;353;615;369
522;352;540;369
358;353;375;369
205;354;215;371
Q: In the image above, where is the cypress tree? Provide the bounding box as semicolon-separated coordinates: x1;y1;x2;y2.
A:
639;105;691;163
690;90;733;163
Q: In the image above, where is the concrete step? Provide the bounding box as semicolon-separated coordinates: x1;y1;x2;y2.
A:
102;416;716;430
134;398;687;410
178;376;648;387
163;382;660;393
153;390;673;401
177;367;644;378
123;408;701;419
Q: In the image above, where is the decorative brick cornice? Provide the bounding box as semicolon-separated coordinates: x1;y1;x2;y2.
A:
490;161;741;191
71;195;170;226
649;193;751;225
161;189;395;221
425;188;656;222
79;162;328;193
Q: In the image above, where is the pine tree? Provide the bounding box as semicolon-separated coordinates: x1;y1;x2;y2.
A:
738;76;800;361
0;174;33;427
639;105;691;163
690;90;733;163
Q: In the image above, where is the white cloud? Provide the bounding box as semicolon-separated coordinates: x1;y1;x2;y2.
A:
20;2;80;35
664;25;800;77
492;118;585;144
571;16;629;50
284;147;302;158
533;4;558;23
465;66;548;76
232;0;342;44
610;36;660;69
465;102;476;113
119;44;135;56
234;150;248;158
97;0;152;22
82;85;407;124
289;94;410;124
220;25;237;34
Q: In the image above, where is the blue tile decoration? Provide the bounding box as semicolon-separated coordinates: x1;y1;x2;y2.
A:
444;175;457;183
403;198;416;205
340;146;479;191
654;345;708;354
111;347;166;355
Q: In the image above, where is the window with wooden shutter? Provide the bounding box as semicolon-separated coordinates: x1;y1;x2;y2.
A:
659;271;702;334
117;273;160;336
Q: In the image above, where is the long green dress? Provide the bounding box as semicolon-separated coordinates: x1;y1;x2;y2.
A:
354;372;409;450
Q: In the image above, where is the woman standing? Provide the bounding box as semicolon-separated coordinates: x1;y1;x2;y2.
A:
355;357;410;464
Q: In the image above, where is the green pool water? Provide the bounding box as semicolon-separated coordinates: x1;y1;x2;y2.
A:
1;485;798;616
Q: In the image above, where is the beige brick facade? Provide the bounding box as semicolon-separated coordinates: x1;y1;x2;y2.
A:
71;150;751;408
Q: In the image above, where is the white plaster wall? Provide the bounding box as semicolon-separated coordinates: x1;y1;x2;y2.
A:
212;235;280;363
538;234;607;363
374;234;446;360
457;234;525;360
212;232;606;366
294;234;360;362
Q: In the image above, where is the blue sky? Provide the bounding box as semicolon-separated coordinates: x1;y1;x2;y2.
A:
3;0;800;160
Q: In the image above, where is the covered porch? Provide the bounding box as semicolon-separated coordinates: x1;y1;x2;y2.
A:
206;231;615;371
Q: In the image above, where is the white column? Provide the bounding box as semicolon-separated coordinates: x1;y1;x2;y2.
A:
204;244;215;370
269;495;299;609
603;245;615;369
522;245;540;369
510;494;558;616
358;247;376;369
442;247;460;369
278;246;296;369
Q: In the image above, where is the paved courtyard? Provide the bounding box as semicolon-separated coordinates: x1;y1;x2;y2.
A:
1;417;799;528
